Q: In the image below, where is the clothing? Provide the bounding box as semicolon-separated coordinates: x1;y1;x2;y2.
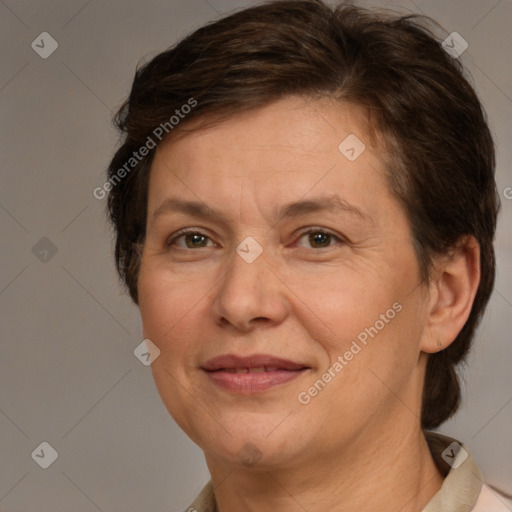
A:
183;432;511;512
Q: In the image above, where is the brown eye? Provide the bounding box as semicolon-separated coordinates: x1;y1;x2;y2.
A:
308;232;331;248
295;229;342;249
183;233;208;248
167;231;215;249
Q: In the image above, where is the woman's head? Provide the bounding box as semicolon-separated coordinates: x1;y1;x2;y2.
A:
106;0;498;446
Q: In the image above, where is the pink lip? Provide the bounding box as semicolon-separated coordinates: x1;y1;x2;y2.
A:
201;354;310;393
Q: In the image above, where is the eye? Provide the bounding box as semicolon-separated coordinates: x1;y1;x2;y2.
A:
167;230;216;249
295;229;343;249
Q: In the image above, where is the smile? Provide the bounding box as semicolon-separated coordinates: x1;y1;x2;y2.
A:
201;354;310;393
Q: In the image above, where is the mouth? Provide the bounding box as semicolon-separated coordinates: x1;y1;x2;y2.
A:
201;354;310;393
217;366;286;373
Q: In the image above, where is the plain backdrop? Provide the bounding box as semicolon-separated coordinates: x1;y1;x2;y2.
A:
1;0;511;510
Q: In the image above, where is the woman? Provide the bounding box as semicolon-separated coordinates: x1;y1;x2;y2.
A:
106;1;509;510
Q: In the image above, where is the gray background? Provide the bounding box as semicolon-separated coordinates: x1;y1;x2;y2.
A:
0;0;511;510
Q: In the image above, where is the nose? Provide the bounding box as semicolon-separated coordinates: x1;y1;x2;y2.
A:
211;245;290;333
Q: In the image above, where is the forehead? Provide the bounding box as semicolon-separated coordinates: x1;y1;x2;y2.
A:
147;96;391;219
160;96;378;158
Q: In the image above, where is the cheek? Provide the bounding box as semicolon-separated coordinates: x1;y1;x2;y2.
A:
278;264;401;352
138;267;210;434
137;264;211;344
289;264;422;393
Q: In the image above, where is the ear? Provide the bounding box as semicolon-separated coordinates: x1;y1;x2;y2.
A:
420;236;481;354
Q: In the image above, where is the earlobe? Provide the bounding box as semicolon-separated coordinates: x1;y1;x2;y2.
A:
421;236;481;354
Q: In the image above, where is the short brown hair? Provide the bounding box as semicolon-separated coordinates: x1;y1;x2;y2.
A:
106;0;499;429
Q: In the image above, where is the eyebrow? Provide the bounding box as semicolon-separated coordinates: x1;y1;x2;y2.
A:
274;195;368;222
152;195;368;223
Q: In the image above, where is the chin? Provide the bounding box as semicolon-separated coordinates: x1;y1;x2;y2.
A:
198;415;308;469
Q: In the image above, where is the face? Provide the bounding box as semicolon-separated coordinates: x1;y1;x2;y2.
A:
138;97;430;471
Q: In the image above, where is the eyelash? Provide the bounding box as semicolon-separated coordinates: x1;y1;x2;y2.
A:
166;227;345;249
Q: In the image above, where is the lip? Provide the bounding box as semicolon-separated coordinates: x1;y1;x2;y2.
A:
201;353;310;393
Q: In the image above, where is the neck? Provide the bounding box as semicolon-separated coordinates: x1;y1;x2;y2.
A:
205;421;443;512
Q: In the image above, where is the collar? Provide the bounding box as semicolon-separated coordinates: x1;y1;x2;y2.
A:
423;431;483;511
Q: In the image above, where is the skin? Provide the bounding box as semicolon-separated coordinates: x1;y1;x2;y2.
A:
137;96;480;511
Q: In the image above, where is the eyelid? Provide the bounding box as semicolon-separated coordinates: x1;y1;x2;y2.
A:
299;227;342;237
